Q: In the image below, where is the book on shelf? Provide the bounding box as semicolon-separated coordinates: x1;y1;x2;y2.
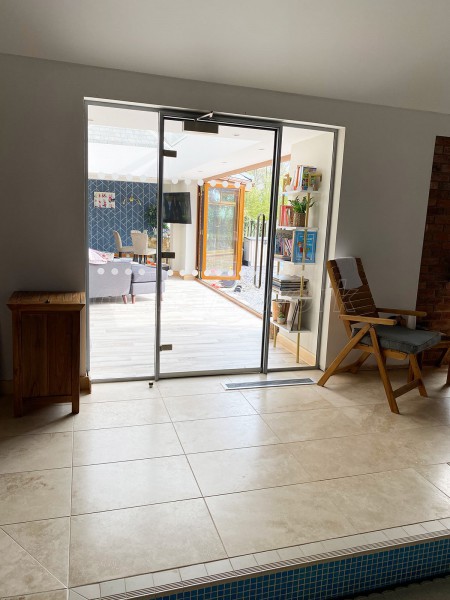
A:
292;230;317;264
274;229;293;259
293;165;321;192
279;205;293;226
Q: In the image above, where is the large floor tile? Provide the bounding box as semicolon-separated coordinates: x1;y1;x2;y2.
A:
69;498;226;586
377;425;450;465
0;529;65;597
0;468;71;524
73;423;182;466
3;517;70;585
242;386;331;413
188;445;311;496
81;380;161;403
72;455;200;514
415;463;450;497
261;407;363;442
157;376;228;398
174;415;280;453
0;401;74;437
317;373;396;407
206;483;355;556
73;398;170;430
313;469;450;531
288;431;414;481
164;391;255;421
0;432;72;474
342;401;446;434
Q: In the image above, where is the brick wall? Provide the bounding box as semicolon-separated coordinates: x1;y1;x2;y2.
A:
416;136;450;362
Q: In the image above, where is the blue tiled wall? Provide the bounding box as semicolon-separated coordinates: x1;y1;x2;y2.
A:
150;540;450;600
88;179;157;252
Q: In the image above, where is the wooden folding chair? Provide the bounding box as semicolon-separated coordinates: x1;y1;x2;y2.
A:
317;258;442;413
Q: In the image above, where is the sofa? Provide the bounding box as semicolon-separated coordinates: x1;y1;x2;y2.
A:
89;259;167;303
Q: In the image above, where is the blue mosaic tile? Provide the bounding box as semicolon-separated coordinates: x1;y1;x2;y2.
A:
142;539;450;600
88;179;157;252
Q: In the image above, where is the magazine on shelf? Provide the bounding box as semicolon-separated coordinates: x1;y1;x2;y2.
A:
292;230;317;264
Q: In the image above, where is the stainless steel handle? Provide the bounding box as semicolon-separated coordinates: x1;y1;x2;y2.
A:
253;213;266;289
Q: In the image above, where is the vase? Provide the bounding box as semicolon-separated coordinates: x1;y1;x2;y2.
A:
293;212;306;227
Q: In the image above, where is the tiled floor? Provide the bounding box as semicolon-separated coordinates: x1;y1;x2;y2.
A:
2;367;450;598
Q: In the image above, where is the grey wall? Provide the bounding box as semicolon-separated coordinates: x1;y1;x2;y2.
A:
1;53;450;379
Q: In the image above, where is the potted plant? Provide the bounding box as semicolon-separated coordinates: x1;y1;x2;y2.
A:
289;195;317;227
277;312;287;325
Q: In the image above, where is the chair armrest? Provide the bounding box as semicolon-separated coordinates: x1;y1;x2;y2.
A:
340;315;396;326
377;308;427;317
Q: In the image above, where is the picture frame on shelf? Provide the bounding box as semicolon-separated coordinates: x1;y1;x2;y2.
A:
292;230;317;264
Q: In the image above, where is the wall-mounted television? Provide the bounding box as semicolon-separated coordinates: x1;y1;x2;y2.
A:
163;192;192;224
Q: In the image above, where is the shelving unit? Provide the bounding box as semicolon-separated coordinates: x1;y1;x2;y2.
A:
271;181;319;363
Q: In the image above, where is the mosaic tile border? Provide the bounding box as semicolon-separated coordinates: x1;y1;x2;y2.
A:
71;523;450;600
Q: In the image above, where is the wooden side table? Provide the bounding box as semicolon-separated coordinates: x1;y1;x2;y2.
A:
7;291;85;417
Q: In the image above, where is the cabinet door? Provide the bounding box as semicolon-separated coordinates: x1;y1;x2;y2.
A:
47;312;73;396
21;313;48;398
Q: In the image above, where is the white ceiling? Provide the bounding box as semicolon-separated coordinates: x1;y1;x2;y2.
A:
2;0;449;114
87;105;322;179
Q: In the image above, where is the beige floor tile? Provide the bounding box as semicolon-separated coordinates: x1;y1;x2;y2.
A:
73;398;170;430
180;564;208;580
205;559;233;575
254;550;280;565
125;572;154;592
206;483;355;556
0;402;74;437
73;423;182;466
72;456;200;514
0;529;65;597
242;386;331;413
300;541;326;556
157;377;229;398
71;583;100;598
188;445;310;496
164;392;255;421
229;554;258;569
277;545;304;560
261;408;363;442
0;468;71;524
287;430;412;481
152;569;181;586
81;381;161;403
415;463;450;497
342;401;446;434
100;578;125;596
3;517;70;585
313;469;450;531
69;499;226;587
0;432;72;474
388;426;450;465
316;373;387;407
15;592;69;600
174;415;280;453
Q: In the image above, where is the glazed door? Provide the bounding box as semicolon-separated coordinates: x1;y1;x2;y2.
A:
199;182;245;281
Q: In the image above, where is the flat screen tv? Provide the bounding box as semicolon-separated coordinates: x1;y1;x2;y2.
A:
163;192;192;224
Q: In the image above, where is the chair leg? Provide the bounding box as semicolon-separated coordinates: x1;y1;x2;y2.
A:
369;328;399;414
317;324;371;387
409;353;428;397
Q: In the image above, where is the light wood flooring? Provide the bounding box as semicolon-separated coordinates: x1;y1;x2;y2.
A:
88;277;305;380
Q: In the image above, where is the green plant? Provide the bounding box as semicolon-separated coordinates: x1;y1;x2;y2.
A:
145;204;169;232
289;195;316;214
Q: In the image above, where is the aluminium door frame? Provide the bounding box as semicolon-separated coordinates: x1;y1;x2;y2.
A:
84;99;339;382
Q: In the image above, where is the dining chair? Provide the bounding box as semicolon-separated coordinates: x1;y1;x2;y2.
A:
131;231;156;264
113;230;133;257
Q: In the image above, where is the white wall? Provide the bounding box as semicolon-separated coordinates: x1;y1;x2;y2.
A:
1;53;450;379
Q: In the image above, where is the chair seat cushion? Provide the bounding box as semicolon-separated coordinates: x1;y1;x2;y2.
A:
353;325;441;355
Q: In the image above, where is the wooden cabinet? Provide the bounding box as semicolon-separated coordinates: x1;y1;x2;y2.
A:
7;292;85;417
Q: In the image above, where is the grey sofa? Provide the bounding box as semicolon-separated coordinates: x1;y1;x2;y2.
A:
89;259;167;303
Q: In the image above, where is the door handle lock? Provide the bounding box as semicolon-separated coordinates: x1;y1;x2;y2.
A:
159;344;173;351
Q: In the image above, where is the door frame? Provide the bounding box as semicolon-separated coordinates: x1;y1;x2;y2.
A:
84;100;339;382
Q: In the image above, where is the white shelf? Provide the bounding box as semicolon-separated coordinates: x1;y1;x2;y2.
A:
276;226;318;231
270;317;310;333
281;190;320;196
272;292;314;300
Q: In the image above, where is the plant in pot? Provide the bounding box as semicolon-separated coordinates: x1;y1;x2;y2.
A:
289;195;317;227
277;312;287;325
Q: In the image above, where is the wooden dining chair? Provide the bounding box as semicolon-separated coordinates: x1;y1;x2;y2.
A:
317;258;441;413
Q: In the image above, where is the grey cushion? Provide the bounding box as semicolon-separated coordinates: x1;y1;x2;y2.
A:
131;263;157;283
354;325;441;355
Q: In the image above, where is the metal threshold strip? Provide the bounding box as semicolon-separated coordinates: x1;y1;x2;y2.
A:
223;377;315;391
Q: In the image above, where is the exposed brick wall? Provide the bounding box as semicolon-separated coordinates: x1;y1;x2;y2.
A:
417;136;450;362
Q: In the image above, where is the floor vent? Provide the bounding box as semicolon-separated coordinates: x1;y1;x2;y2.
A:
223;377;315;391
